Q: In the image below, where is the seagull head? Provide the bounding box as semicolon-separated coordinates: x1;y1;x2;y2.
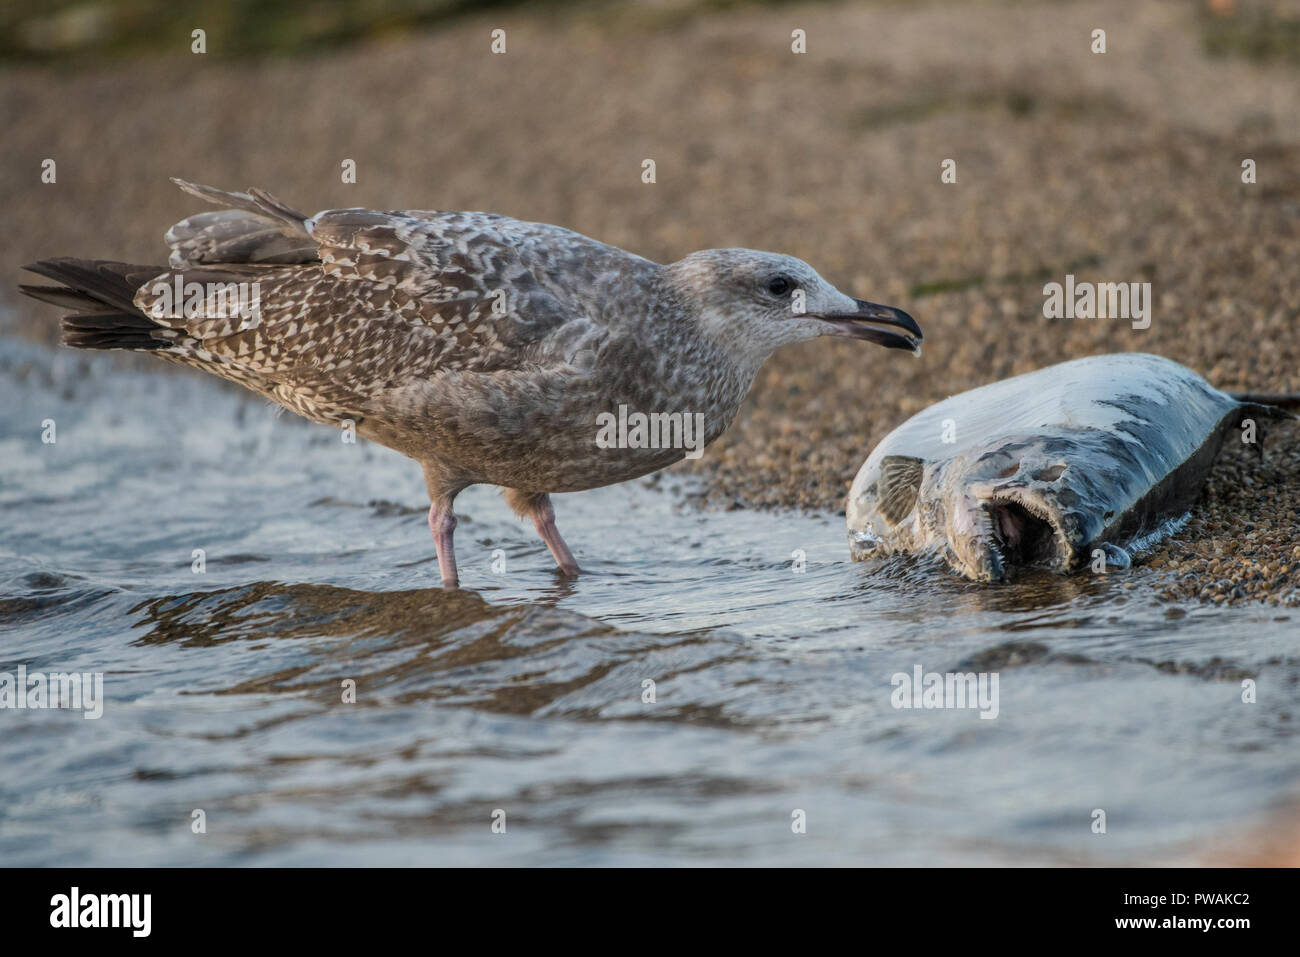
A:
663;249;922;368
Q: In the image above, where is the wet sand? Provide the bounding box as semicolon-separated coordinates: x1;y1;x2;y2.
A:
2;0;1297;603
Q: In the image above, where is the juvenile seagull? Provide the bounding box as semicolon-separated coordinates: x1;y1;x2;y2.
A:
20;180;921;587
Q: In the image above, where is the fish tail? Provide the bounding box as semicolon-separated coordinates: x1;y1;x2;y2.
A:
1228;392;1300;410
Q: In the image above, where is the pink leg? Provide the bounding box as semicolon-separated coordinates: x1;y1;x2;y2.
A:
528;496;579;578
428;504;459;588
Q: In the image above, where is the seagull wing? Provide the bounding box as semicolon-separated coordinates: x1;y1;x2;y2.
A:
137;181;593;424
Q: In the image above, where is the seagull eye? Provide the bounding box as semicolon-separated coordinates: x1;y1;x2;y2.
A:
767;276;792;296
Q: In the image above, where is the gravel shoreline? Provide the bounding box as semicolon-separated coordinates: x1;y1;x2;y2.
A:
2;0;1297;603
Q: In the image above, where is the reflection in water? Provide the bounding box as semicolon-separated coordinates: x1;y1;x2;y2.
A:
1;338;1297;866
852;551;1113;614
127;580;751;726
130;582;507;649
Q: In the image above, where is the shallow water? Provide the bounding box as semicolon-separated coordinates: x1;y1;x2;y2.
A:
0;337;1295;866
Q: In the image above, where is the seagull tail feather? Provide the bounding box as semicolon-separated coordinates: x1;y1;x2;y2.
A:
20;258;169;351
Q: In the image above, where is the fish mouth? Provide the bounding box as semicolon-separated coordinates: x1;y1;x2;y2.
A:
815;300;923;352
970;493;1070;581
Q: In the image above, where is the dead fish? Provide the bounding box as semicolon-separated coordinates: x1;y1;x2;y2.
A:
846;353;1291;582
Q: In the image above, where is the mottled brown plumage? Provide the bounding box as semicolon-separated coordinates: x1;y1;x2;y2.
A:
20;180;921;586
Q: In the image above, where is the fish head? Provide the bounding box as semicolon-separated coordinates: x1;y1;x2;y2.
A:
847;436;1094;580
938;437;1093;581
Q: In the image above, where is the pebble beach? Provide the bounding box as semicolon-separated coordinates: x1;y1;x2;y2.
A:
2;0;1297;603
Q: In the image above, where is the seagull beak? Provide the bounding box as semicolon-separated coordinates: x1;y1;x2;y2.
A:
814;300;923;352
